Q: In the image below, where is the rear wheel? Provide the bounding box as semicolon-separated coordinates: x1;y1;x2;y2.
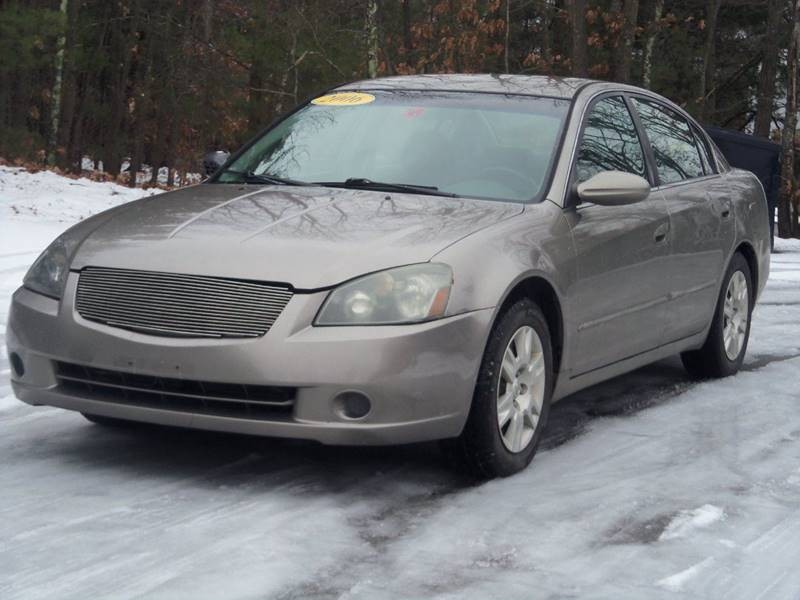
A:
443;298;553;478
681;252;752;378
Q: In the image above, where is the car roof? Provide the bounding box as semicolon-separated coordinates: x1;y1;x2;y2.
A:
335;74;596;99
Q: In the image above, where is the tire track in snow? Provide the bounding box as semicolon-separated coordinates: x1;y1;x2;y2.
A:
8;343;800;598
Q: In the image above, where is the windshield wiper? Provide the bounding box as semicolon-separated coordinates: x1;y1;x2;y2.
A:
315;178;458;198
219;169;309;186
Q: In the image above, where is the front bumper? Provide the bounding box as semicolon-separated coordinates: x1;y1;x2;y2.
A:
7;274;493;445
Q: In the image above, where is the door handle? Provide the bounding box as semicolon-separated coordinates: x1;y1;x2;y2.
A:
654;223;670;243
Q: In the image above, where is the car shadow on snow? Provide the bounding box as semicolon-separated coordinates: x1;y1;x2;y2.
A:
30;345;790;550
47;355;699;490
541;355;694;450
50;347;800;492
541;349;800;450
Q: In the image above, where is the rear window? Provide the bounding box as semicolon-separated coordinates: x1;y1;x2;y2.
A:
632;98;705;185
691;125;717;174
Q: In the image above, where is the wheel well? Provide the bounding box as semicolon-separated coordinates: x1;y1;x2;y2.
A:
500;277;563;375
735;242;758;289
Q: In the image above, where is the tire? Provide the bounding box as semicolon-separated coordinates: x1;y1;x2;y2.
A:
681;252;753;379
442;298;553;479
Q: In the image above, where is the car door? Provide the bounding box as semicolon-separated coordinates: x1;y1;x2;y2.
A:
630;97;735;342
563;94;673;376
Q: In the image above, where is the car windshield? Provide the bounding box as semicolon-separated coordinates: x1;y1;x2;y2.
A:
214;90;570;203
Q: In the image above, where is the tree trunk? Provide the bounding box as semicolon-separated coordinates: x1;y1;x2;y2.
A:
57;0;81;171
401;0;413;70
542;0;554;69
200;0;215;147
504;0;511;73
48;0;69;166
642;0;663;88
272;30;297;117
698;0;721;122
203;0;213;42
614;0;640;83
149;88;174;187
569;0;588;77
103;0;141;178
165;106;178;188
366;0;379;78
754;0;782;138
127;0;159;188
609;0;621;78
778;0;800;238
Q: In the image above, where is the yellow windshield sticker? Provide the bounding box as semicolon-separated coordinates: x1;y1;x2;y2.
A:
311;92;375;106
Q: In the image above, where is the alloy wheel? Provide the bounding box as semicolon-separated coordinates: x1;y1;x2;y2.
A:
723;270;749;361
497;325;546;453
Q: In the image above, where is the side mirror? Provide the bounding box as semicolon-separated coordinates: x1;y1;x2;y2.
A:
203;150;230;177
576;171;651;206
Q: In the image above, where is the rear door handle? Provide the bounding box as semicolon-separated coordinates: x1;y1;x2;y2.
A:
654;223;670;243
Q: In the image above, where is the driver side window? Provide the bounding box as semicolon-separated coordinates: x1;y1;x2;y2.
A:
575;96;647;184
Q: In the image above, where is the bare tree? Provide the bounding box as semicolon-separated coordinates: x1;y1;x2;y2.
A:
642;0;663;88
779;0;800;238
47;0;68;166
366;0;379;78
754;0;782;138
541;0;555;68
505;0;511;73
203;0;213;41
698;0;722;121
569;0;588;77
56;0;81;171
614;0;640;83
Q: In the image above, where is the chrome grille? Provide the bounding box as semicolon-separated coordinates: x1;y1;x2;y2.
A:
75;267;293;338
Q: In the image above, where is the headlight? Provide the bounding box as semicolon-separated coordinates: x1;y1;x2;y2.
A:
23;234;80;299
315;263;453;325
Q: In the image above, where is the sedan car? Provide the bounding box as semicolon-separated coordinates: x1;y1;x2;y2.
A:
7;75;770;477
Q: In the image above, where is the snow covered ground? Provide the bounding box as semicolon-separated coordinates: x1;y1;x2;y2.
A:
1;167;800;599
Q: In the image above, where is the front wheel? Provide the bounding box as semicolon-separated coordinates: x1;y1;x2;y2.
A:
681;252;753;378
442;298;553;478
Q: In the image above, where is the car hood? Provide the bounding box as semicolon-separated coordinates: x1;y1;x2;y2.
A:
71;184;523;289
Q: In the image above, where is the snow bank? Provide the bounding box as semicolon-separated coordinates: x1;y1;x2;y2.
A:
0;165;157;224
0;167;163;415
774;236;800;253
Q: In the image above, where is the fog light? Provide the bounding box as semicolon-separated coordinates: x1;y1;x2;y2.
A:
333;391;371;420
9;352;25;378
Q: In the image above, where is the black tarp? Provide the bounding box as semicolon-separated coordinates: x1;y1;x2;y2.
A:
705;126;781;248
